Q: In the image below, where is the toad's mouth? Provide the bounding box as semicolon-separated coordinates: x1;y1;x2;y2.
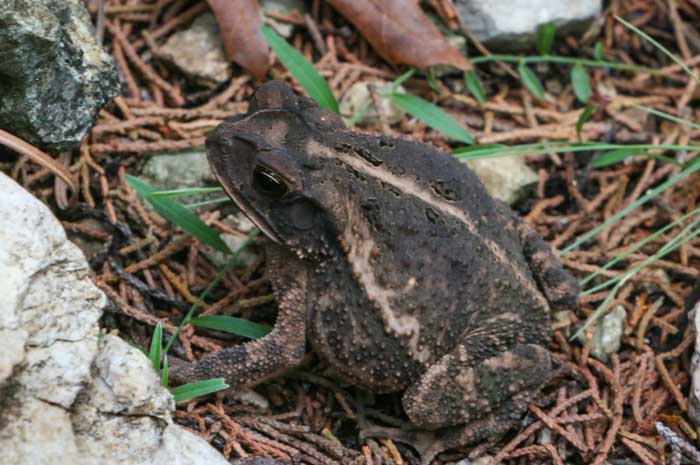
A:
211;167;283;244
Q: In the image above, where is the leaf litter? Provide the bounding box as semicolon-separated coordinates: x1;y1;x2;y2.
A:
2;0;700;463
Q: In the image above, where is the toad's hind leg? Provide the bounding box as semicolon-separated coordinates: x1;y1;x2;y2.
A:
403;343;553;430
385;344;554;464
169;244;307;387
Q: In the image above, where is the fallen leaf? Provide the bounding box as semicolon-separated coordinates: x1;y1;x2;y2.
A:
327;0;472;70
206;0;269;79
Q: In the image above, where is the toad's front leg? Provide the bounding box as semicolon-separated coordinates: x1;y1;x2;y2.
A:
169;245;308;387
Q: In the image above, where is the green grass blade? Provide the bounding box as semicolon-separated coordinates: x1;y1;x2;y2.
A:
576;104;597;139
592;148;683;168
389;93;474;144
384;69;416;96
537;22;556;55
185;197;232;209
591;148;640;167
190;315;270;339
455;144;505;154
571;279;624;341
571;64;591;102
633;104;700;131
426;68;442;94
471;54;649;73
148;322;163;371
593;42;603;60
126;175;232;254
161;354;168;387
171;378;229;403
464;70;486;103
579;207;700;287
518;62;545;100
261;26;339;114
560;160;700;253
616;15;700;86
162;230;261;355
581;218;700;296
452;141;699;161
148;187;224;199
347;101;373;127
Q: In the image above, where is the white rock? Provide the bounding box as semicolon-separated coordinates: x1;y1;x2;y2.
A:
454;0;601;49
0;172;229;465
0;328;26;384
688;299;700;427
91;335;174;417
2;397;84;465
0;170;104;408
21;338;98;407
153;424;234;465
464;157;539;205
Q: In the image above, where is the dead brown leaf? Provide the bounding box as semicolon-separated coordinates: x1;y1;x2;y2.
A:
327;0;472;71
207;0;269;79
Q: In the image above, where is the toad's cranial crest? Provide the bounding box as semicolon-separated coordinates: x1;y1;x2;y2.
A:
170;80;579;465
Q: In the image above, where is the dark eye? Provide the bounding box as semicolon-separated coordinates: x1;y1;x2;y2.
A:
253;164;289;199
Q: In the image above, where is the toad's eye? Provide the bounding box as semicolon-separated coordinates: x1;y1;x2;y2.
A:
253;164;289;199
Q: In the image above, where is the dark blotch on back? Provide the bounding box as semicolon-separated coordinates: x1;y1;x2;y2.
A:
334;141;384;166
425;208;446;225
430;180;459;201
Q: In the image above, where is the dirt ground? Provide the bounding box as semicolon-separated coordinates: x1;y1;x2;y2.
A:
3;1;700;464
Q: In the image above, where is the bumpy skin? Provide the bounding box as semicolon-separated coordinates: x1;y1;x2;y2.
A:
170;81;579;464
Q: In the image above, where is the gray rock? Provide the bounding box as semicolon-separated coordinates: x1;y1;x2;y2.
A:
139;148;226;212
224;213;257;234
156;13;231;87
454;0;601;50
639;268;671;293
0;172;229;465
140;148;213;191
233;388;270;411
201;233;260;269
464;157;539;205
339;80;406;127
537;427;552;445
261;0;308;38
577;304;626;362
0;0;119;152
454;456;492;465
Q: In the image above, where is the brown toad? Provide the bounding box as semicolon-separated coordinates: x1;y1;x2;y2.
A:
171;81;579;463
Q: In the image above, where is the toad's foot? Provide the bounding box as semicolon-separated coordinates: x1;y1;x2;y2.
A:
360;424;437;464
361;418;516;465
